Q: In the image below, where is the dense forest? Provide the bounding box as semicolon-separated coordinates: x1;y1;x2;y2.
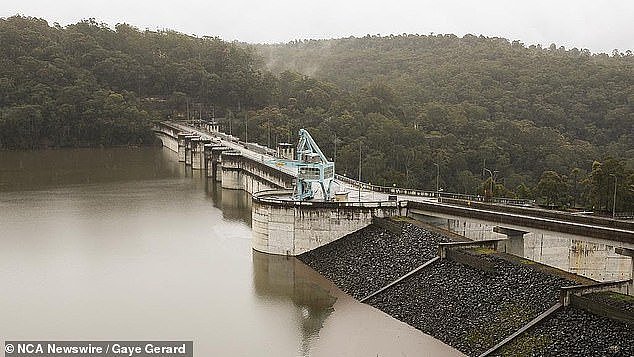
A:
0;16;274;148
1;16;632;212
254;36;633;211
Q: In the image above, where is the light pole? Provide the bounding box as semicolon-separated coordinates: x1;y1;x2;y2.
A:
433;163;439;198
333;133;339;165
358;140;362;202
609;174;617;219
483;168;498;197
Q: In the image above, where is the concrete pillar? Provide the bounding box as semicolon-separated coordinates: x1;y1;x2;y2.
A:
177;133;188;162
184;135;199;166
203;144;213;177
191;138;204;170
221;151;243;189
615;247;634;296
212;146;230;182
493;226;529;257
193;139;211;172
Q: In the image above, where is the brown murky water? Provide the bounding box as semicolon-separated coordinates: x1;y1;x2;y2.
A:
0;147;462;356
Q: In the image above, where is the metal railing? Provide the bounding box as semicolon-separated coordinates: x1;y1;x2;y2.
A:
334;174;535;206
253;189;403;208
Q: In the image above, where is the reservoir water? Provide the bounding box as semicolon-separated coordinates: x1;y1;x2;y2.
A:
0;147;461;357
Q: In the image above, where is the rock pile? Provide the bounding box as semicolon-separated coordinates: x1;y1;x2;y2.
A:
299;221;633;357
299;222;450;299
367;251;574;356
497;306;633;356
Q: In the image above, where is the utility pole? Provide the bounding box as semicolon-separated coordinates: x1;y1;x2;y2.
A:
433;162;439;198
358;140;362;202
482;158;486;178
267;117;271;148
483;168;497;198
333;133;338;165
610;174;617;219
245;112;248;142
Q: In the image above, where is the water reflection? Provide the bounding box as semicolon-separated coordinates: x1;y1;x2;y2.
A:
253;252;336;356
0;148;183;192
204;176;252;225
0;147;463;357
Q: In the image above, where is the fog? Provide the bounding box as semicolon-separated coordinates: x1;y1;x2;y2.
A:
2;0;633;53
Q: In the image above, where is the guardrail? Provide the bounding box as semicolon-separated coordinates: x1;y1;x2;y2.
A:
334;174;534;206
252;189;405;209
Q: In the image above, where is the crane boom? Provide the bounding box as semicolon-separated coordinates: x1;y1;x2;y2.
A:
268;128;335;201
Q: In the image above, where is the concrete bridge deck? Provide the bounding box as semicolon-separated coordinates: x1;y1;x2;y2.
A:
165;121;298;177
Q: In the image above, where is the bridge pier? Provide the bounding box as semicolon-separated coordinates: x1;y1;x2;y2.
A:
191;137;201;169
191;138;211;170
204;144;213;177
184;135;199;166
494;226;529;257
615;248;634;295
177;133;189;162
221;151;243;190
211;145;230;181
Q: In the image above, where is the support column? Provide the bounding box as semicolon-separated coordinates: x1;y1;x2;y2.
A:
493;226;529;257
191;138;202;170
184;135;199;166
615;247;634;296
204;143;213;177
177;133;188;162
221;150;243;190
212;146;230;182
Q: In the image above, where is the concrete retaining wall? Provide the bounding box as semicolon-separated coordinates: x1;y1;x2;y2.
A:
447;218;503;241
409;201;634;244
372;217;405;236
253;191;407;255
571;294;634;325
446;249;495;272
440;197;634;232
560;280;632;303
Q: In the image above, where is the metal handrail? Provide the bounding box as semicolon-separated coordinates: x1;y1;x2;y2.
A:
334;174;534;206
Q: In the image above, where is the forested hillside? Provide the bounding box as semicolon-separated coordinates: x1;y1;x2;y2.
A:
1;16;632;212
254;35;633;212
0;16;273;148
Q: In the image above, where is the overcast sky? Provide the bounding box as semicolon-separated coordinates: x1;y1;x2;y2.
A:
3;0;633;53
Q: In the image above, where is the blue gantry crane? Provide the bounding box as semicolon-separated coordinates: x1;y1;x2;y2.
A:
269;129;335;201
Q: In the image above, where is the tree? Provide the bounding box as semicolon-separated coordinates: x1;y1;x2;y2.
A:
536;171;570;208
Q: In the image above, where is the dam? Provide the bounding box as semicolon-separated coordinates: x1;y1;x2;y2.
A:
153;121;634;285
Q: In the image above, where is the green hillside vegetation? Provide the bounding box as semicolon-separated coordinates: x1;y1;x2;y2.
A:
0;16;632;212
253;35;633;212
0;16;273;148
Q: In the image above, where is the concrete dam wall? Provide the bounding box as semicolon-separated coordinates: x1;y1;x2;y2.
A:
154;122;404;256
252;190;407;255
